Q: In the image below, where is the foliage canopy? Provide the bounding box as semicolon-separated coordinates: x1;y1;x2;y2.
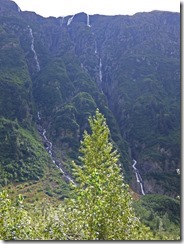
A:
58;109;153;240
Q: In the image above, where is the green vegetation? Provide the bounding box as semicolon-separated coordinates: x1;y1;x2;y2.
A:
0;2;180;240
0;110;180;240
2;161;71;204
0;118;49;186
59;109;153;240
0;4;180;195
133;194;180;240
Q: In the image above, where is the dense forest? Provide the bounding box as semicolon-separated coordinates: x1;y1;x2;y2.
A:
0;0;180;240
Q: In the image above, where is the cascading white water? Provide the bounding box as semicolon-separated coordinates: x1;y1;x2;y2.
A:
98;58;103;91
99;58;102;83
94;42;98;54
132;159;145;195
37;112;75;185
93;42;103;91
29;27;40;72
37;111;41;120
87;14;91;27
67;15;74;26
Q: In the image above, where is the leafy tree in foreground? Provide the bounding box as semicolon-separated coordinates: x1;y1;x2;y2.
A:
60;109;153;240
0;110;177;240
0;191;33;240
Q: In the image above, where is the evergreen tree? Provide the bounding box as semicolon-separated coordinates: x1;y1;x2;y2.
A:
60;109;153;240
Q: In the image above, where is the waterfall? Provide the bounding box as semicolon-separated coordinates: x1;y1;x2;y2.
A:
87;14;91;27
132;159;145;195
29;27;40;72
37;112;75;185
67;15;74;26
96;58;104;93
99;58;103;85
94;41;98;54
37;111;41;120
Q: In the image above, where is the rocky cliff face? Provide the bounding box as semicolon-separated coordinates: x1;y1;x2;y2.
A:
0;0;180;197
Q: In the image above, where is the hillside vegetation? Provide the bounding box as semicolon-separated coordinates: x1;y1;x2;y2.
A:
0;0;180;240
0;111;180;240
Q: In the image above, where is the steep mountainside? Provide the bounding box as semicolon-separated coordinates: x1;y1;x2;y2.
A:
0;0;180;197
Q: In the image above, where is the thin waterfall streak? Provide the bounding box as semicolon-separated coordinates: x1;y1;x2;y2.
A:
99;58;102;83
67;15;74;26
95;44;98;54
132;159;145;195
37;112;41;120
135;171;140;183
140;183;145;195
137;172;143;182
29;27;40;71
87;14;91;27
37;112;75;185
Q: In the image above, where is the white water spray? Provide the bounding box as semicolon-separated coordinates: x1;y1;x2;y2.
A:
132;159;145;195
29;27;40;72
99;58;103;84
37;112;75;185
37;111;41;120
94;41;98;54
67;15;74;26
87;14;91;27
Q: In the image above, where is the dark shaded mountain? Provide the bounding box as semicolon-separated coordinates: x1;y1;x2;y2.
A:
0;0;180;198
